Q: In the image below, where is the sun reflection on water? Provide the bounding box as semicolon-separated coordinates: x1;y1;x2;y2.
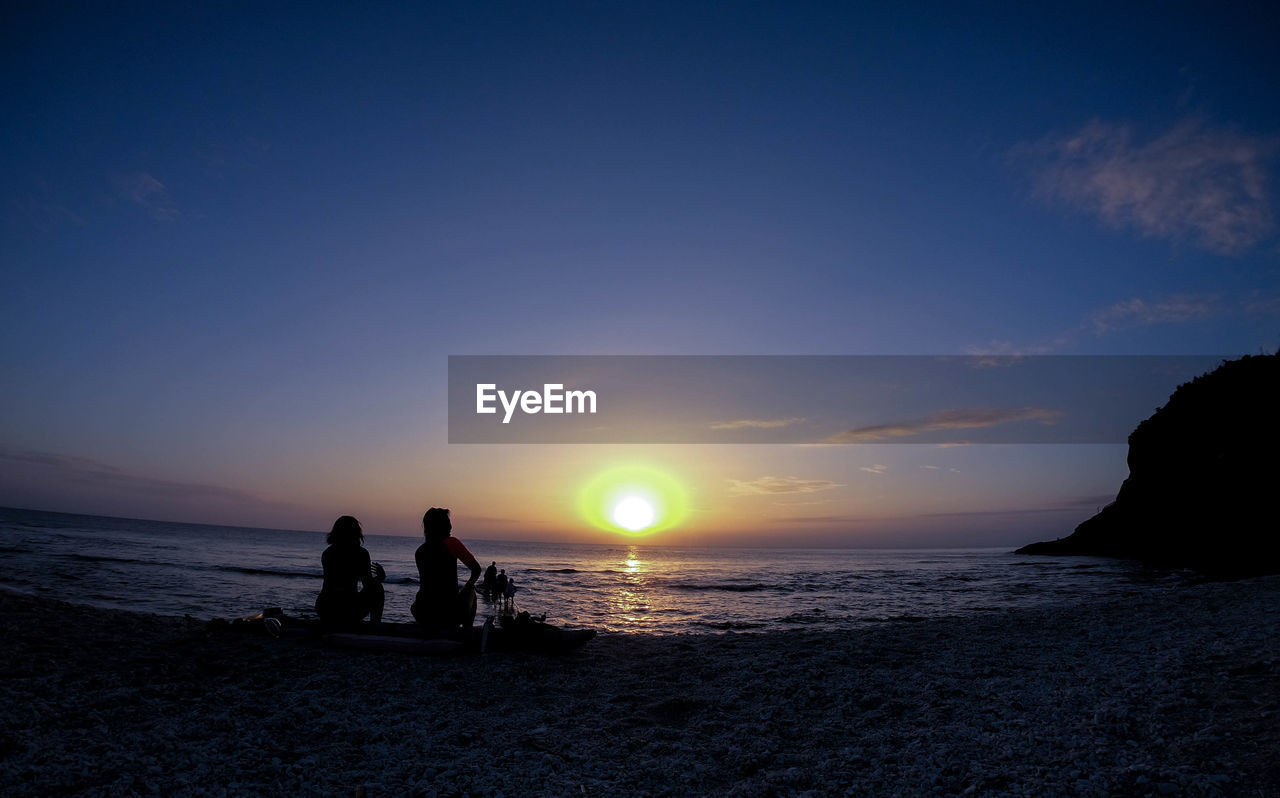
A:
610;546;652;630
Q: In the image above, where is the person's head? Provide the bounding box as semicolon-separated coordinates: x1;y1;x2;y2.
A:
422;507;452;540
327;515;363;546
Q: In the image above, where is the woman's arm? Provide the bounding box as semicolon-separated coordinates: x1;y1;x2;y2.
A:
358;548;385;588
464;559;481;591
447;538;482;592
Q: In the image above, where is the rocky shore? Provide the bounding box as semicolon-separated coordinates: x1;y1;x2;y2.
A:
2;579;1278;797
1018;353;1279;576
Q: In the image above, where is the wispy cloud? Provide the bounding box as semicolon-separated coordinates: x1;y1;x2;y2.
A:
825;407;1061;443
728;475;844;495
908;495;1115;520
1245;291;1280;317
967;291;1227;354
1018;118;1277;254
710;417;805;430
11;196;84;232
774;513;862;525
859;464;888;475
1056;494;1117;510
0;448;288;509
114;171;179;221
461;515;525;528
1088;294;1221;334
965;339;1072;358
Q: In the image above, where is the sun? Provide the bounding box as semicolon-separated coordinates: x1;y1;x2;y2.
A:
612;496;655;531
577;462;689;538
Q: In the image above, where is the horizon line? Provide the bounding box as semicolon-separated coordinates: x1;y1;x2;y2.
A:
0;504;1036;552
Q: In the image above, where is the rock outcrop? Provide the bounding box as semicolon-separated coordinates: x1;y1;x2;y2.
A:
1017;353;1279;576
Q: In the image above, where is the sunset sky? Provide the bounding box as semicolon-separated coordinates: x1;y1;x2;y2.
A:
2;2;1277;546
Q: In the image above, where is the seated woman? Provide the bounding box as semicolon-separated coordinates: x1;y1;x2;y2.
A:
411;507;481;636
315;515;385;627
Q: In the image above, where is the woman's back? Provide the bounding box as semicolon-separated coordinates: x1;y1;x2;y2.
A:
415;538;459;599
322;543;370;594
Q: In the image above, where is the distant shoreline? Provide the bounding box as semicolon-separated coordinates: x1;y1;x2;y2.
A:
4;577;1278;794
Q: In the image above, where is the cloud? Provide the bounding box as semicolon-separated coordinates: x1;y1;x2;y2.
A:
965;339;1070;357
967;291;1226;355
1088;295;1220;334
0;448;290;510
859;464;888;475
1245;291;1280;317
1056;494;1117;510
774;513;862;525
114;171;179;221
1019;118;1277;254
460;514;525;528
907;506;1091;520
728;475;844;496
11;196;84;231
906;495;1114;521
710;417;805;430
965;352;1036;366
825;407;1061;443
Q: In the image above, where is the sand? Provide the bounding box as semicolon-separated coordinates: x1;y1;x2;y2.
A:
1;577;1278;797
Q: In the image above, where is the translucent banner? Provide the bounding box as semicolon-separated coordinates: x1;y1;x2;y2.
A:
447;355;1231;444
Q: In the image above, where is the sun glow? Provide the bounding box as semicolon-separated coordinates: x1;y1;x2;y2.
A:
578;463;689;538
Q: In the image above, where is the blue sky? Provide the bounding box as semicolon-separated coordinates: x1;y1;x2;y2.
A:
1;2;1277;543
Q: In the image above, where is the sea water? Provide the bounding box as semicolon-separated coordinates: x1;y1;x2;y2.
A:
0;507;1179;634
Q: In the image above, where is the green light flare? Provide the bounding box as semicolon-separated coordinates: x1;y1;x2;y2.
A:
577;463;689;537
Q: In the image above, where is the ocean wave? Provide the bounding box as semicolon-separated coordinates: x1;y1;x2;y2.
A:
691;620;765;630
668;582;776;593
779;608;827;624
66;553;159;566
3;509;1145;632
214;565;319;580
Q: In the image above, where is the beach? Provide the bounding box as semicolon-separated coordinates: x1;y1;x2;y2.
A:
2;578;1278;797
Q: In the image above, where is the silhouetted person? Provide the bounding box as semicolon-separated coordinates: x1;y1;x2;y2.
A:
503;575;517;612
315;515;385;627
483;561;498;597
495;569;508;601
411;507;481;636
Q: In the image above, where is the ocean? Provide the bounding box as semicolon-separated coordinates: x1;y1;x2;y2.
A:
0;506;1180;634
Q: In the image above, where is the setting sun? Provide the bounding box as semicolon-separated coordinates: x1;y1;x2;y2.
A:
577;462;689;538
612;496;655;531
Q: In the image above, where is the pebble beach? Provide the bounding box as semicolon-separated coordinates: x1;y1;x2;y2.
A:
2;577;1278;797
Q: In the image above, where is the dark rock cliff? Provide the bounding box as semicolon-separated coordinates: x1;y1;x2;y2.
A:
1017;353;1280;576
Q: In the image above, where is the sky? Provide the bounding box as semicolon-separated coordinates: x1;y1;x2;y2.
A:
1;2;1278;546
